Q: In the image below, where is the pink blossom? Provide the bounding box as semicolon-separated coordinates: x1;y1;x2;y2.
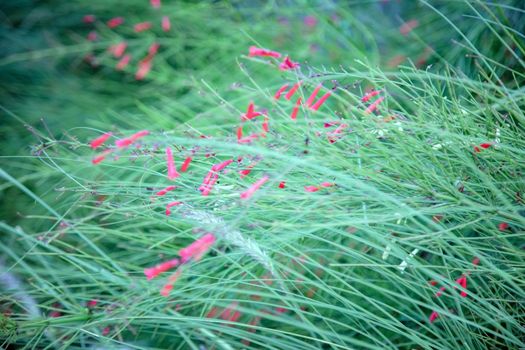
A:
109;42;127;58
179;233;216;263
83;15;95;24
279;56;299;70
364;96;385;114
166;201;182;216
115;130;149;148
162;16;171;32
107;17;124;29
166;147;180;180
310;91;332;111
399;19;419;36
304;186;319;192
212;159;234;172
144;258;180;280
92;149;113;165
116;55;131;70
90;132;112;149
306;85;322;107
238;134;260;143
274;83;289;99
160;270;182;297
239;162;258;179
304;16;318;28
135;59;152;80
156;185;177;196
87;31;97;41
134;22;152;33
290;97;302;120
150;0;161;9
285;81;301;100
240;176;269;200
429;311;439;323
241;102;262;121
361;90;381;103
455;275;468;297
248;46;281;58
148;43;160;56
180;156;192;172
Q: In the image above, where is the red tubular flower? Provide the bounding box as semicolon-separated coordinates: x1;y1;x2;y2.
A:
399;19;419;36
144;258;179;280
275;307;287;313
262;116;270;133
455;275;467;297
166;147;180;180
241;102;262;121
134;22;152;33
107;17;124;28
248;46;281;58
87;31;97;41
239;162;258;179
92;149;113;165
498;222;509;231
324;121;341;128
160;269;182;297
361;90;381;102
136;58;152;80
165;201;182;216
304;186;319;192
87;300;98;307
310;91;332;111
83;15;95;24
364;96;385;114
278;181;285;189
472;257;480;266
162;16;171;32
237;134;258;143
150;0;161;8
200;173;219;196
90;132;112;149
116;55;131;70
207;307;219;318
156;185;177;196
285;81;301;100
199;160;233;195
179;233;216;263
212;159;234;172
306;84;322;107
429;311;439;323
290;97;302;120
240;175;269;199
148;43;160;56
109;42;127;58
320;182;335;188
180;156;192;172
435;286;446;297
237;125;243;140
115;130;149;148
274;83;289;99
200;170;215;191
279;56;299;70
220;302;240;322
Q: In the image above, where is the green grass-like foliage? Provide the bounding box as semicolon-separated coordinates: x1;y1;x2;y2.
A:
1;0;524;349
